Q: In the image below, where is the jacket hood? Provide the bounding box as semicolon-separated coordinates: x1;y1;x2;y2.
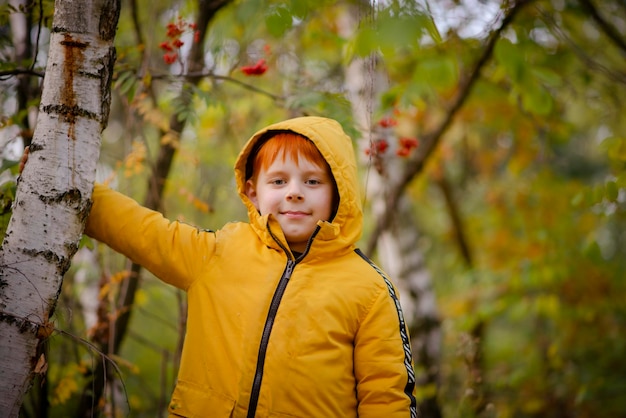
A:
234;116;363;256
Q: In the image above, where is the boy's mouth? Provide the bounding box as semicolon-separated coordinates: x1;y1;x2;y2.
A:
281;210;309;218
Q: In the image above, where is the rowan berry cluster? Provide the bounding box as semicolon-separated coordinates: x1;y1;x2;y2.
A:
365;139;390;156
240;45;271;76
365;117;420;158
159;17;200;65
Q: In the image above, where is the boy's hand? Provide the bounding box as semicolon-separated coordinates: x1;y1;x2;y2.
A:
19;146;29;174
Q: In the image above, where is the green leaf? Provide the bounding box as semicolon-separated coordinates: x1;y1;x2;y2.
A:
289;0;309;20
531;67;563;87
79;234;95;250
521;81;553;116
376;15;422;55
588;184;605;205
0;180;16;241
495;39;525;83
265;5;293;38
380;86;401;110
115;70;138;101
0;158;19;173
602;136;626;162
353;12;430;57
422;14;442;44
413;55;458;89
571;192;584;207
235;1;265;25
583;240;603;263
353;26;378;57
605;180;618;202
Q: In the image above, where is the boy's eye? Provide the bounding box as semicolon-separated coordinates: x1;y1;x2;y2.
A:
271;179;286;185
306;179;321;185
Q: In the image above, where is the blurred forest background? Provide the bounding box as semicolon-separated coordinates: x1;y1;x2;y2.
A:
1;0;625;417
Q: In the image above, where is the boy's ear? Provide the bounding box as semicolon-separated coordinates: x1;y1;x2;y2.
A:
245;179;259;209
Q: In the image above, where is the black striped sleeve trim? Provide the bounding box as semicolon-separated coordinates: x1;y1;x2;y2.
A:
355;249;417;418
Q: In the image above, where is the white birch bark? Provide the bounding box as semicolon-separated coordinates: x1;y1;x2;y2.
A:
0;1;119;416
346;54;442;377
339;5;442;416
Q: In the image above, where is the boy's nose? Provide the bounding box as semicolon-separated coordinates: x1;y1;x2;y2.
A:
286;185;304;201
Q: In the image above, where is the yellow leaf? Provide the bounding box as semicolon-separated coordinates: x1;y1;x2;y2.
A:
52;374;79;405
134;288;147;307
415;383;438;400
441;296;474;318
161;132;180;148
98;283;111;300
548;343;563;370
122;141;146;178
111;270;131;284
34;354;48;375
534;294;560;318
135;100;169;131
522;397;544;413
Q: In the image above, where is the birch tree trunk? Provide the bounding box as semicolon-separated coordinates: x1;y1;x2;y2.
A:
339;5;443;417
0;1;120;416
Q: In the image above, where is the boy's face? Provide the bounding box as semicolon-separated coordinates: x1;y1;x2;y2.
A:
246;152;334;252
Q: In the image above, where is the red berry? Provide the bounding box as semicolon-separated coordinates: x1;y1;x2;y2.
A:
163;53;178;64
241;59;268;76
378;117;397;128
376;139;389;154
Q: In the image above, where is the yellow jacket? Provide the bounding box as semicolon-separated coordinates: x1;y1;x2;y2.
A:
85;116;417;417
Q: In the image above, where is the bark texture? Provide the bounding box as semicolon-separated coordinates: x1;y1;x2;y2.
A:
0;1;120;416
339;5;443;417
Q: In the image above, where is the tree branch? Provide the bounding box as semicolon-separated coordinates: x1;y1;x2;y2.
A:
0;68;44;79
579;0;626;55
435;173;473;266
538;6;626;85
365;0;533;254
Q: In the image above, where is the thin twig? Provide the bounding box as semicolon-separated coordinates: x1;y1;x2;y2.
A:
0;309;131;415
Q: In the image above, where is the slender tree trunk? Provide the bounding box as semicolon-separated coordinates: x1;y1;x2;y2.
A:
339;5;443;417
0;1;120;416
365;126;442;418
377;196;442;418
351;4;531;414
77;1;231;415
436;173;489;415
8;0;39;147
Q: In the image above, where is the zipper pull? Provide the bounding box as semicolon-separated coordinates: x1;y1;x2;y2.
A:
284;259;296;279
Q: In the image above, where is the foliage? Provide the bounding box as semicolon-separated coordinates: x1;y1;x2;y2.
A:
1;0;625;417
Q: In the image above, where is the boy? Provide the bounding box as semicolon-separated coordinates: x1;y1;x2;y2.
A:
40;116;417;417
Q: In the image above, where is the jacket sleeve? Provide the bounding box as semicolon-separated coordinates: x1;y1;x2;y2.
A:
354;285;417;418
84;183;216;291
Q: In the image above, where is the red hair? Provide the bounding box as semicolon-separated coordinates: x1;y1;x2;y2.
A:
249;132;340;217
250;132;331;180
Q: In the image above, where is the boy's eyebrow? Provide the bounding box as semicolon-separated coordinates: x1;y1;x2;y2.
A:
264;166;328;175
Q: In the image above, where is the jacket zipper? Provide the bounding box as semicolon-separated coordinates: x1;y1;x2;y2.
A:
246;225;321;417
246;258;295;418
